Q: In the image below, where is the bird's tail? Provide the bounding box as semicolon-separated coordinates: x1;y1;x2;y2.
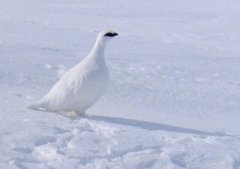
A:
28;100;48;111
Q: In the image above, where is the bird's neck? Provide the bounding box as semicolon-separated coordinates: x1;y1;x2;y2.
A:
88;37;106;61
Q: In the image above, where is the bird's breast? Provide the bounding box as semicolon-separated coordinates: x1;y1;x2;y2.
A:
71;63;109;107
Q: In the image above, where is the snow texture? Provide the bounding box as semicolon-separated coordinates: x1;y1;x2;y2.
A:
1;0;240;169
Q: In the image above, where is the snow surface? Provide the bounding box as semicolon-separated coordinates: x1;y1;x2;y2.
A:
1;0;240;168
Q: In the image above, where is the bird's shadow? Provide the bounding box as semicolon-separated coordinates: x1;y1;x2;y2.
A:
83;115;228;137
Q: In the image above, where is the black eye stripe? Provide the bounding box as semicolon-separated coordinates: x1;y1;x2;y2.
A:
104;32;118;37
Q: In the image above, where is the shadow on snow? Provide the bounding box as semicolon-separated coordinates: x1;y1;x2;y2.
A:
85;115;227;137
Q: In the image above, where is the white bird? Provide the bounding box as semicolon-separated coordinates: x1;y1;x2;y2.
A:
28;30;118;116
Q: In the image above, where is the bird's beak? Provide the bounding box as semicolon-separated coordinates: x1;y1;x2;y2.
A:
112;32;118;36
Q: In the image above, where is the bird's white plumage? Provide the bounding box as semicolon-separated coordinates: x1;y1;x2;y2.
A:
28;30;118;116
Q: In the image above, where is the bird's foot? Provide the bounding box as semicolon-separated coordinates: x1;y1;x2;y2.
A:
59;111;87;119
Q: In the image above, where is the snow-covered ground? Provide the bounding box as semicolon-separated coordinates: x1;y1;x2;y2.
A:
1;0;240;168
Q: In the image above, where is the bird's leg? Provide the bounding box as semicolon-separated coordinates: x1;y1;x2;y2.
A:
59;111;77;118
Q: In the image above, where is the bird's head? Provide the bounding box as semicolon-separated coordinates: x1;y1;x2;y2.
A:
103;31;119;38
96;30;118;46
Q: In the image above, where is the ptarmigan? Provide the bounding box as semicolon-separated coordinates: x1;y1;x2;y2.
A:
28;30;118;116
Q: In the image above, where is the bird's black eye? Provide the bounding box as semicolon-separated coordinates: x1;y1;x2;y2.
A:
104;32;118;37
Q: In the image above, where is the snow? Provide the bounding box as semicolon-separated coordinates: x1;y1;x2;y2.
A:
1;0;240;168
